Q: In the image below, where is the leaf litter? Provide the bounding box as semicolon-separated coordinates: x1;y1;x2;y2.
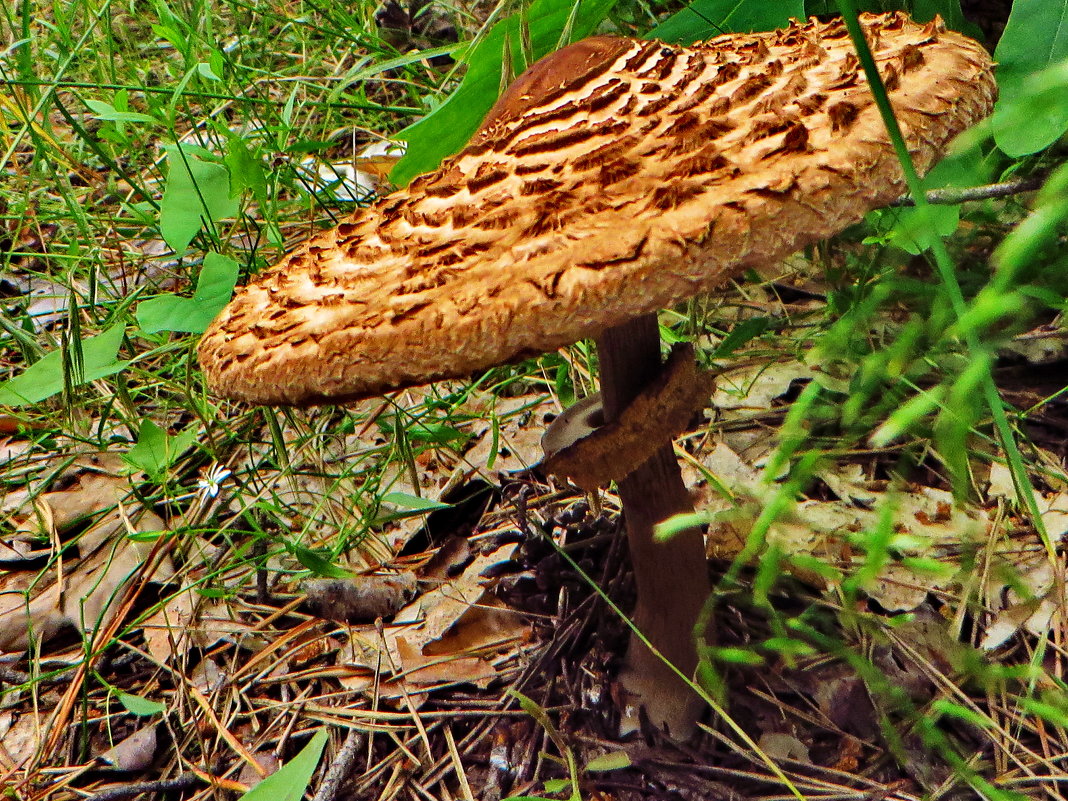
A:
5;308;1068;799
2;7;1066;793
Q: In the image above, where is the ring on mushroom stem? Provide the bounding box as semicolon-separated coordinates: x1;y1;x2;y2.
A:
199;12;996;739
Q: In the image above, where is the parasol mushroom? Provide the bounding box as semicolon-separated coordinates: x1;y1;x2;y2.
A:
198;13;995;737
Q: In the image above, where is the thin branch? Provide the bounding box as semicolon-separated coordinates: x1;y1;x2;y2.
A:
312;728;365;801
890;175;1046;207
88;774;201;801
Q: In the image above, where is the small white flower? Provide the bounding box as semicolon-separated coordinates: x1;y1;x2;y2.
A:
197;464;232;499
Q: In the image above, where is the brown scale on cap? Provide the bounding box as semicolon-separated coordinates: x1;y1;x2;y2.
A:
198;12;995;406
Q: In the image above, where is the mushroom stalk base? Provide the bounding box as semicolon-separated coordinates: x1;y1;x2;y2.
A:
596;314;710;738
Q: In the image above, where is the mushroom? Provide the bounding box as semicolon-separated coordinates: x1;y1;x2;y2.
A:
198;13;995;737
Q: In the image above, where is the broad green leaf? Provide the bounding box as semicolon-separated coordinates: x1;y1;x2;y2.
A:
160;145;239;255
0;325;129;406
878;147;988;254
380;492;451;512
288;544;351;578
885;203;960;255
136;252;240;334
122;419;199;481
541;779;572;793
239;729;328;801
117;692;166;716
390;0;618;186
804;0;883;13
196;61;222;81
992;0;1068;156
648;0;803;43
995;0;1068;97
84;99;160;125
585;751;631;772
991;58;1068;157
225;136;268;206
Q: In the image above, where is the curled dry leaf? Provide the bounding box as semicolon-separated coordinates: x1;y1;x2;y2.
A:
0;463;175;653
336;540;529;698
711;360;816;413
141;589;254;666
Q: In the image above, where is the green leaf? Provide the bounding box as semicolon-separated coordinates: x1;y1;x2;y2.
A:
991;58;1068;158
992;0;1068;156
196;60;222;81
885;203;960;255
116;692;166;717
649;0;803;44
870;385;946;446
584;751;631;772
707;646;765;665
84;99;160;125
995;0;1068;97
0;325;129;406
160;144;239;255
225;136;268;206
380;492;451;512
390;0;618;186
763;637;816;657
410;422;468;443
1021;697;1068;729
931;699;994;728
136;252;240;334
288;543;351;578
239;729;328;801
654;511;708;542
122;419;198;481
711;316;771;359
880;149;986;254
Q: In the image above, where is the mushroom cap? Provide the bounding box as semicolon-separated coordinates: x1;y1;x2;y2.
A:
198;12;995;406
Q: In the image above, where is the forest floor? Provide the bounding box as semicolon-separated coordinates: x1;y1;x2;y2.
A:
3;1;1068;800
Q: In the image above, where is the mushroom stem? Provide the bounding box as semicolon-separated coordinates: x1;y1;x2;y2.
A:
596;314;710;737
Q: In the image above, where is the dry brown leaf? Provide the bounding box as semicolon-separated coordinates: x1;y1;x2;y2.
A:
689;439;997;612
237;750;281;787
0;503;173;653
758;732;810;762
98;723;160;772
711;360;815;413
335;540;529;698
0;709;43;770
464;393;554;476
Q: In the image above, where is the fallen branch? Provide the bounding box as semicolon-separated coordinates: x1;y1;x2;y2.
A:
891;175;1045;207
